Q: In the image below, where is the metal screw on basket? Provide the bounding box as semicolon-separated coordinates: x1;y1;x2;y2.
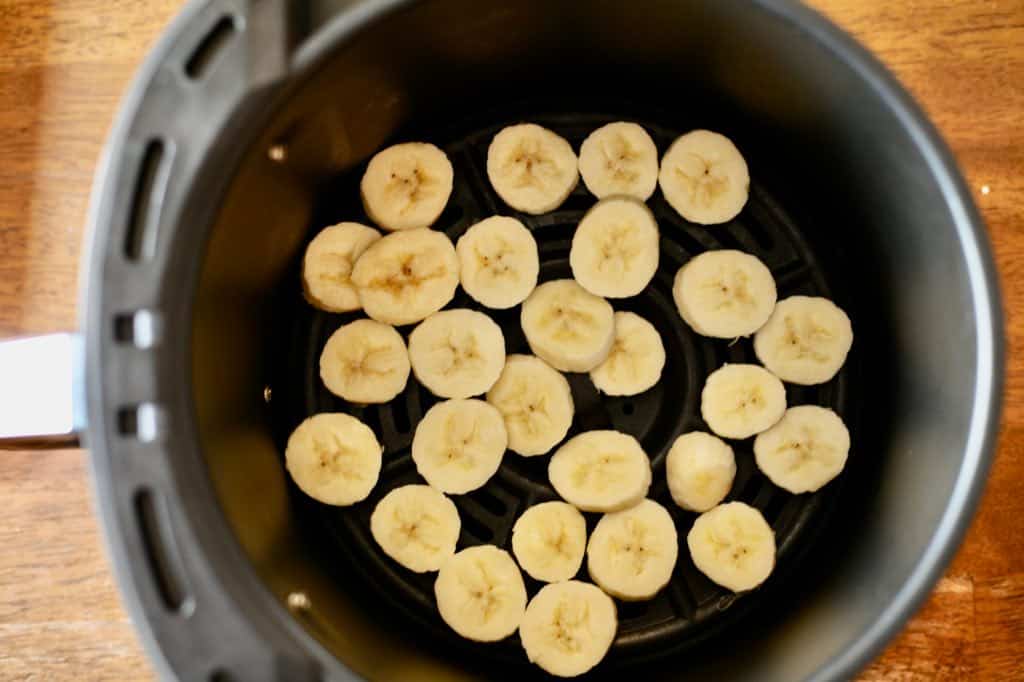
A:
263;385;272;403
287;591;310;612
268;143;288;163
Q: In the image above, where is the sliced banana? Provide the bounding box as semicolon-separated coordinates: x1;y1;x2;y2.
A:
456;216;539;309
435;545;528;642
370;484;460;572
302;222;382;313
659;130;749;225
753;295;853;385
578;121;659;201
589;311;666;396
285;413;382;506
411;399;508;494
519;581;617;678
360;142;454;231
587;498;678;601
320;319;410;404
487;123;578;214
350;228;460;326
521;279;615;373
511;501;587;583
754;405;850;494
486;354;574;456
408;309;506;399
549;430;652;513
701;364;786;440
666;432;737;512
673;250;777;338
570;197;660;298
687;501;775;592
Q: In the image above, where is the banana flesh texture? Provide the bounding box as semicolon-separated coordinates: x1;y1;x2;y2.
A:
360;142;454;231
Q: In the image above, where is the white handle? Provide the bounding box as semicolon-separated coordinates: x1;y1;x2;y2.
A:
0;333;83;448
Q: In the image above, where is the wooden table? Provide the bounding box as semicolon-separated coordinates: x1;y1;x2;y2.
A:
0;1;1020;679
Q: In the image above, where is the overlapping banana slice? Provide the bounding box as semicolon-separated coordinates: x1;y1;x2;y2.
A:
521;279;615;373
587;499;679;601
519;581;617;678
320;319;410;404
754;405;850;493
570;197;660;298
578;121;659;200
487;123;578;214
673;250;777;338
549;430;652;513
701;364;786;439
659;130;749;225
511;501;587;583
687;501;776;592
456;216;539;309
589;311;666;396
754;295;853;385
360;142;454;231
408;309;506;399
666;431;737;512
435;545;528;642
486;354;574;456
302;222;381;312
411;399;508;494
285;413;382;506
370;484;460;572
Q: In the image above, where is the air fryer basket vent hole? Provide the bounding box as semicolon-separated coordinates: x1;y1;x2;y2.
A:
134;489;192;614
124;140;169;262
185;16;237;80
208;670;233;682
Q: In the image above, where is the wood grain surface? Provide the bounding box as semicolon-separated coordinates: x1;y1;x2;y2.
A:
0;1;1021;679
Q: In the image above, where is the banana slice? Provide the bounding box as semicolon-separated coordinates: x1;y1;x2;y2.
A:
666;432;737;512
673;250;777;338
411;399;508;494
360;142;454;231
753;405;850;493
350;228;460;326
285;413;382;506
408;309;506;399
701;364;786;440
549;430;652;513
519;581;617;678
578;121;659;201
486;354;574;456
434;545;528;642
687;501;775;592
302;222;382;313
659;130;749;225
570;197;660;298
589;311;666;396
521;279;615;373
370;484;460;572
511;501;587;583
487;123;578;214
456;216;539;309
320;319;410;404
753;295;853;385
586;498;678;601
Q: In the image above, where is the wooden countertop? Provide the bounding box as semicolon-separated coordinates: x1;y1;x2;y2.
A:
0;1;1020;679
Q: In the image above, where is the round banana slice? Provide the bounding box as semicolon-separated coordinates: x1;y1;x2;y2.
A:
320;319;410;404
370;484;460;572
673;250;777;338
360;142;454;231
587;499;678;601
753;295;853;385
570;197;660;298
521;279;615;373
285;413;382;506
687;501;775;592
487;123;578;214
519;581;617;678
435;545;528;642
302;222;382;313
408;309;506;399
666;432;737;512
578;121;659;201
511;501;587;583
589;311;666;396
701;364;786;440
753;405;850;494
350;228;460;326
486;354;574;456
456;216;539;309
411;399;508;494
549;430;652;513
659;130;750;225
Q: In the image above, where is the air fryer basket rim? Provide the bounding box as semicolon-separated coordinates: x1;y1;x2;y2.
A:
80;1;1004;680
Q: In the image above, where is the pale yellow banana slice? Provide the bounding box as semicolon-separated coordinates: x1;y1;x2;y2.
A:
408;309;506;399
586;498;678;601
570;197;660;298
302;222;382;312
549;430;652;512
370;484;460;572
486;354;574;456
578;121;659;201
456;216;539;309
285;413;382;506
350;228;459;326
411;399;508;494
511;501;587;583
753;295;853;385
487;123;578;214
659;130;749;225
687;501;775;592
521;279;615;373
434;545;527;642
519;580;617;678
320;319;410;404
753;405;850;493
701;364;786;439
666;432;737;512
673;250;777;338
360;142;454;231
589;311;666;396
